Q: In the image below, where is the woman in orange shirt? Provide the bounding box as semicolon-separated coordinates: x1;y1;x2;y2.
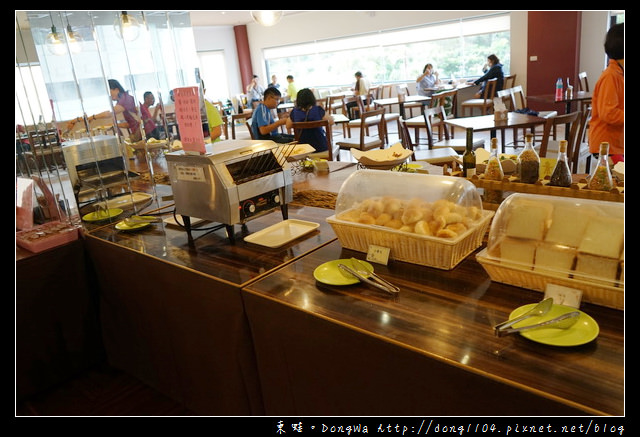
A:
589;23;624;160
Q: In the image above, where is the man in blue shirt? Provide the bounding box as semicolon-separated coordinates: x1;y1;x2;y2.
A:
251;87;294;143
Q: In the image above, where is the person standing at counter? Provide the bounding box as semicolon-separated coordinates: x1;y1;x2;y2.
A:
589;22;624;161
252;87;295;143
469;54;504;98
416;63;441;97
66;79;146;141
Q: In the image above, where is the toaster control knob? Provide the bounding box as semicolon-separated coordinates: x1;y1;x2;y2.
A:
272;193;280;204
243;201;256;215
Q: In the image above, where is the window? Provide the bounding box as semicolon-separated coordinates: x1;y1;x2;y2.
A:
197;50;230;103
264;13;510;88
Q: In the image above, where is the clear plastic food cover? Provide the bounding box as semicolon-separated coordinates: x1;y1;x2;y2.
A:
485;193;624;286
333;170;483;239
328;170;492;269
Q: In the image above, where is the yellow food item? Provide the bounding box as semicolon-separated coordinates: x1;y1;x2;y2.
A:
338;195;482;239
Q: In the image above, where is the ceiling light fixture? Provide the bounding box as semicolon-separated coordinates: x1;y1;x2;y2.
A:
250;11;283;27
114;11;140;41
45;12;66;56
64;11;82;54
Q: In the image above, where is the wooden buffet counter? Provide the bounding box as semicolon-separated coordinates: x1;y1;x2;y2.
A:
77;159;623;417
83;204;337;415
242;240;624;416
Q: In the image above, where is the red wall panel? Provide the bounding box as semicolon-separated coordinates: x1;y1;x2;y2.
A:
527;11;582;111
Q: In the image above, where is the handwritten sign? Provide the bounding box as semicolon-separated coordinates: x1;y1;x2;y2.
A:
174;86;206;154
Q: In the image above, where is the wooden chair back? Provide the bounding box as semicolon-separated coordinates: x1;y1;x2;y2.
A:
231;112;252;139
578;72;589;92
538;111;581;158
483;78;498;101
496;88;513;111
503;74;517;89
568;108;591;173
398;119;417;161
429;89;458;116
290;119;338;161
423;106;452;149
342;95;361;119
337;107;386;151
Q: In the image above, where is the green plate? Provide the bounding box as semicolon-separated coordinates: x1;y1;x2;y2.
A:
115;217;156;231
314;259;374;286
82;208;123;222
509;303;599;346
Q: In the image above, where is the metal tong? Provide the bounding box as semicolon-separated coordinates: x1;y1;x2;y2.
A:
338;259;400;296
494;311;581;337
123;215;162;226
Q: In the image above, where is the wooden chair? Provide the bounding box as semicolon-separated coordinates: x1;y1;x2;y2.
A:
380;84;393;99
396;83;422;118
503;85;558;145
569;108;592;174
291;119;339;161
577;71;591;113
336;107;386;152
399;119;459;166
428;89;458;139
344;94;375;137
577;71;589;92
423;106;484;152
211;101;230;139
460;78;497;116
231;112;252;139
536;111;581;160
326;94;349;137
246;118;257;140
503;74;517;89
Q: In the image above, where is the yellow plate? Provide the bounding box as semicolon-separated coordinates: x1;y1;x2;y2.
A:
509;303;599;346
115;216;156;231
82;208;123;222
314;259;374;286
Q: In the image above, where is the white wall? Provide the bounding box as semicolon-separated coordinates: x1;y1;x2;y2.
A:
192;10;612;99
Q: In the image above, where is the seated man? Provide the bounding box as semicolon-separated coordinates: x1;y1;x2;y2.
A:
251;87;295;143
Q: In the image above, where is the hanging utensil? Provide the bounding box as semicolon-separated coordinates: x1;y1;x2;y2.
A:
495;311;581;337
493;298;554;332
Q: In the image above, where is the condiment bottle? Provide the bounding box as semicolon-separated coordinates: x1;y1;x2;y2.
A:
483;137;504;203
462;127;476;178
549;139;572;187
555;78;564;101
517;133;540;184
587;142;614;191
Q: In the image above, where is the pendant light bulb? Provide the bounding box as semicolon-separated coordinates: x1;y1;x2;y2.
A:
250;11;283;27
46;19;67;56
64;12;83;55
114;11;140;41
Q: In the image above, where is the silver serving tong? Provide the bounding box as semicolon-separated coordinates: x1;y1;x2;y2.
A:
338;261;399;296
123;215;162;226
495;311;581;337
493;298;554;332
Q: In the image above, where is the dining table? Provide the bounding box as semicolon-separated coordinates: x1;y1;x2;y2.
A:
373;95;430;119
527;91;592;115
445;112;548;153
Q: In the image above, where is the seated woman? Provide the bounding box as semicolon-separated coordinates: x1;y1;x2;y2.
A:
469;54;504;98
286;88;333;153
